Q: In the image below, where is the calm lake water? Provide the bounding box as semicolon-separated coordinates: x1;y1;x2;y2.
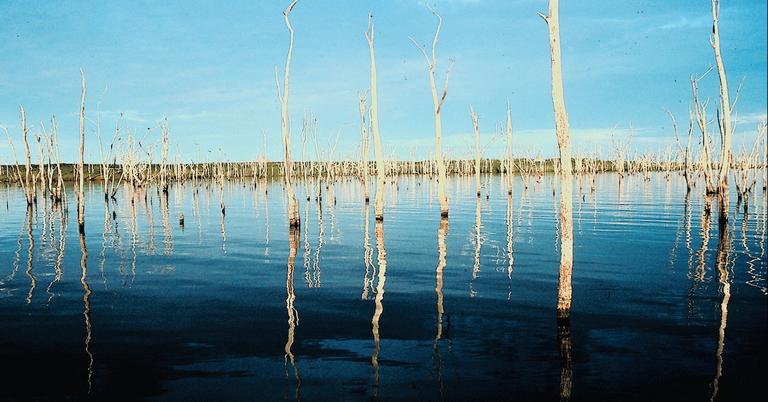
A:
1;173;766;401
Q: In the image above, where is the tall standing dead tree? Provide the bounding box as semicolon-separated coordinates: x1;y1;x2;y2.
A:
710;0;733;223
411;7;451;217
366;14;386;221
276;0;301;228
540;0;574;319
78;69;87;235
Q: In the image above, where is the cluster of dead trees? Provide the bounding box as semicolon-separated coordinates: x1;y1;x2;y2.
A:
1;0;764;327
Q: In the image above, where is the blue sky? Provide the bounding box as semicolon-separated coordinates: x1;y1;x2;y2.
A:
0;0;765;162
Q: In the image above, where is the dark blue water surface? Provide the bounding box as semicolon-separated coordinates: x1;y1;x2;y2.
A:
0;173;766;401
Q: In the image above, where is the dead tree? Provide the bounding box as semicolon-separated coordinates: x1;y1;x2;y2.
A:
365;14;387;221
411;7;451;217
540;0;574;318
78;70;87;235
666;109;693;192
470;105;481;197
276;0;301;227
711;0;734;223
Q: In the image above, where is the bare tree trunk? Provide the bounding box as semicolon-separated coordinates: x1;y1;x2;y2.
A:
277;0;301;228
358;93;370;203
20;106;33;205
78;70;87;235
412;8;450;217
470;105;481;197
506;103;514;195
366;15;386;221
711;0;732;224
161;117;169;194
540;0;573;318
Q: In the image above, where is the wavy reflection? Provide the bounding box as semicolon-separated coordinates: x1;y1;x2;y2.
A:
745;193;767;294
470;197;482;297
371;220;387;397
79;232;94;394
220;205;227;255
311;199;324;288
303;201;312;288
689;196;713;313
710;199;731;402
506;194;515;298
285;226;301;400
161;192;173;256
558;316;573;401
129;192;138;285
433;218;449;398
25;206;35;304
362;203;375;300
46;205;66;301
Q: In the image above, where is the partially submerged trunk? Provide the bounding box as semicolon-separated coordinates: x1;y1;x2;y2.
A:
366;14;386;221
277;0;301;228
540;0;574;318
711;0;732;224
470;105;481;197
78;70;87;235
411;8;450;217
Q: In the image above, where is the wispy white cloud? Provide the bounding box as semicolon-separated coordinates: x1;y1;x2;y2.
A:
659;16;710;31
735;111;767;125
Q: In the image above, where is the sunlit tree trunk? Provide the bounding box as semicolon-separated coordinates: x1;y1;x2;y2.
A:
276;0;301;228
19;106;33;205
506;104;514;195
358;94;370;203
540;0;573;318
711;0;732;224
366;15;386;221
78;70;87;235
470;105;481;197
411;8;450;217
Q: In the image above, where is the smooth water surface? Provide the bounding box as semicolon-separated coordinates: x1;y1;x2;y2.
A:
1;173;766;401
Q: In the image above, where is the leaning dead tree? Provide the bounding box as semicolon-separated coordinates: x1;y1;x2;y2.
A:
540;0;574;319
365;14;386;220
276;0;301;228
411;7;451;217
78;69;87;235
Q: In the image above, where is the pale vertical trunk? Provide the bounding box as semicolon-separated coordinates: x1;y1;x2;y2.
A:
711;0;732;222
412;9;450;217
541;0;573;318
277;0;300;227
470;106;481;197
36;136;46;199
20;106;33;205
506;104;514;195
366;15;386;221
78;70;87;234
358;95;370;202
161;117;169;193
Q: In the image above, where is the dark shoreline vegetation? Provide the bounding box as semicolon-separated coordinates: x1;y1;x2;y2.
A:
0;159;667;183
